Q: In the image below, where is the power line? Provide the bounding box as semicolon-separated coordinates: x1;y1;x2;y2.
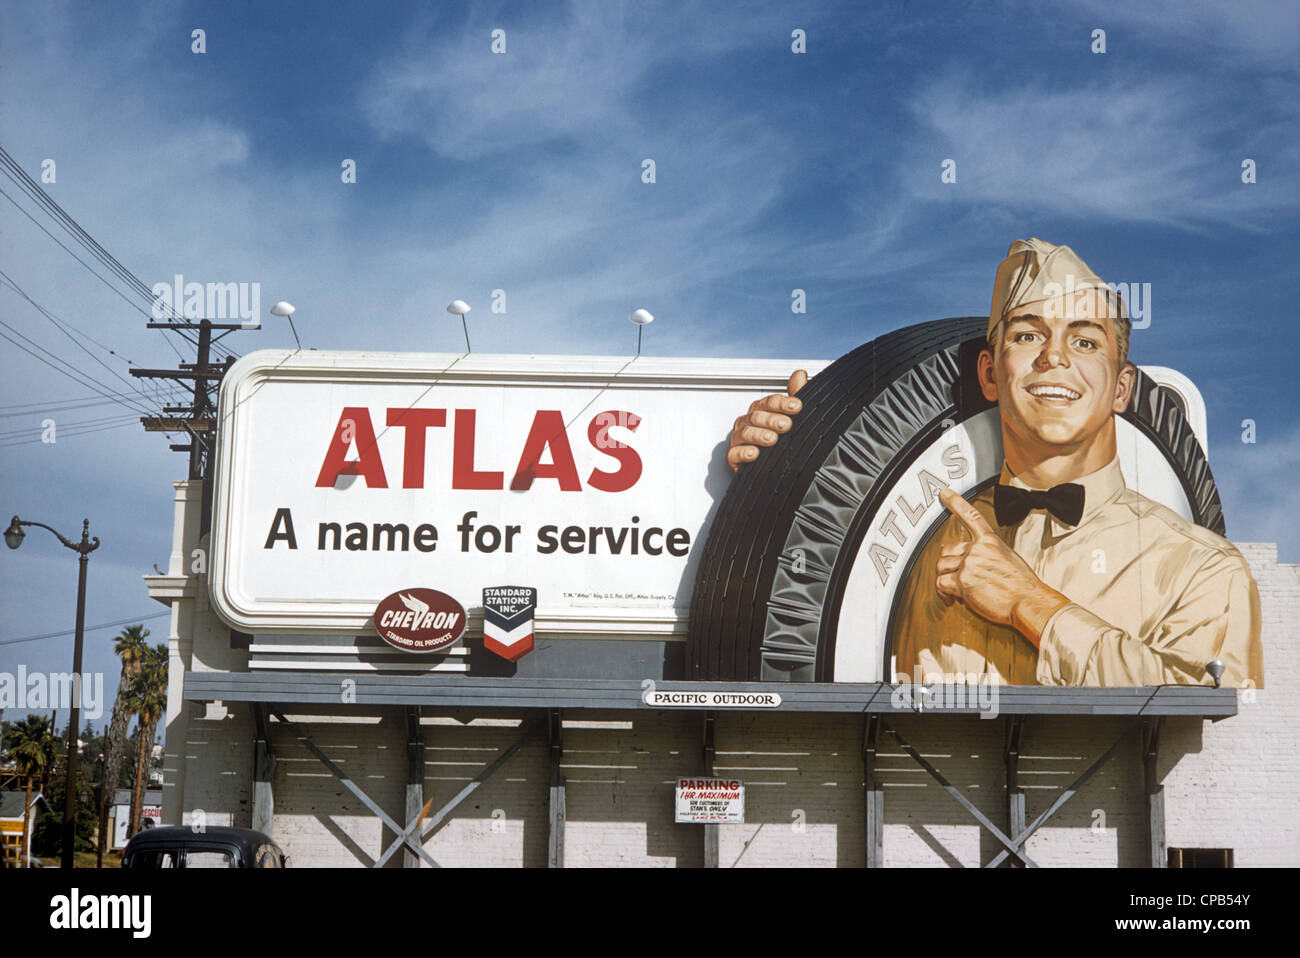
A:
0;181;196;365
0;145;260;510
0;149;193;327
0;148;245;365
0;323;162;420
0;270;184;409
0;315;160;416
0;418;143;448
0;392;151;414
0;611;171;647
0;411;142;440
0;155;242;364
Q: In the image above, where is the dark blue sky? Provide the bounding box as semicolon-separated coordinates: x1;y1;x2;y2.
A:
1;0;1296;725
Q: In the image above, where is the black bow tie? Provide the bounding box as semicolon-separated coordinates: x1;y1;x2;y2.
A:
993;482;1085;527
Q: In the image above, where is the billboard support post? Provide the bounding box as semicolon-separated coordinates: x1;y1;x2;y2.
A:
1143;718;1166;869
701;712;718;868
1004;716;1026;869
405;707;425;869
547;709;565;868
251;704;275;837
863;715;882;868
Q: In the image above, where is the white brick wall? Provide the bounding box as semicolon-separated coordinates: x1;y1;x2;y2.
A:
1161;544;1300;867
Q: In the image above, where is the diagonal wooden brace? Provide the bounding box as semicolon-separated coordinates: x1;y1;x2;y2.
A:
374;726;534;867
271;712;442;869
882;722;1038;868
986;720;1142;868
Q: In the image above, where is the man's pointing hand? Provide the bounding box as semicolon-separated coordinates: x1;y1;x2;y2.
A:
936;487;1070;647
726;370;807;472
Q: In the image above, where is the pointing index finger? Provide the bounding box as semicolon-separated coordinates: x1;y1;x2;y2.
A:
940;487;993;539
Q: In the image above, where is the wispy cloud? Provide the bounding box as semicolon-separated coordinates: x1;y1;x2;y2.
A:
900;75;1299;228
1058;0;1298;65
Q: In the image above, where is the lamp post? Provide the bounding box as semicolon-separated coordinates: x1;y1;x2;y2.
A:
5;515;100;869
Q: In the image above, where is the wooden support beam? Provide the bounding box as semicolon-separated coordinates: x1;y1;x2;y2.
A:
863;714;883;868
272;711;441;869
986;720;1142;868
702;712;718;869
883;722;1038;868
418;729;532;839
1004;716;1026;868
251;704;275;838
548;709;565;868
1144;717;1166;869
405;707;425;869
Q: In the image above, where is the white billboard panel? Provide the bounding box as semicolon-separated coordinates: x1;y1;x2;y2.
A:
209;350;827;637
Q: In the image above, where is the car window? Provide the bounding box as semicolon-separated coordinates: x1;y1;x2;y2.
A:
130;850;179;868
185;849;236;868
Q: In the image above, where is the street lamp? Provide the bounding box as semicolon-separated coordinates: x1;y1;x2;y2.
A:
5;515;100;869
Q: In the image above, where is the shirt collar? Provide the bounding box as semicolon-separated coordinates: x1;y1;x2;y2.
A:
999;456;1126;531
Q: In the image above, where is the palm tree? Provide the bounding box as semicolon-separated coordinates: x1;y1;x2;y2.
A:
124;642;167;839
98;624;147;866
3;714;60;792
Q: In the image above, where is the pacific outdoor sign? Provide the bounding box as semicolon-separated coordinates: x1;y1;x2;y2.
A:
642;688;782;708
372;587;466;653
209;351;822;638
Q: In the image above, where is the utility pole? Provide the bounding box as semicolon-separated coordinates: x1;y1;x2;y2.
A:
132;318;245;536
116;317;252;857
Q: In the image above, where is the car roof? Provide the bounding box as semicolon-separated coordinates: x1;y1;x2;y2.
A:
123;826;279;855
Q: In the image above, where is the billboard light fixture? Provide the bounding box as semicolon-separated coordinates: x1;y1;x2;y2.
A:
446;300;473;352
270;301;301;350
629;308;653;355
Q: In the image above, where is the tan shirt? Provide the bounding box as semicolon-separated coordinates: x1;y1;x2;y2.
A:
890;457;1264;687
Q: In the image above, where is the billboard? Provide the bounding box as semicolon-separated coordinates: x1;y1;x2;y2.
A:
211;312;1263;688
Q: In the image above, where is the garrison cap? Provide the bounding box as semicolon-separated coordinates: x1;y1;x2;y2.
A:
989;238;1123;338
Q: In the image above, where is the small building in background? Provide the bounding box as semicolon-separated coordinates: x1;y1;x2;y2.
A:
0;790;48;866
110;788;163;849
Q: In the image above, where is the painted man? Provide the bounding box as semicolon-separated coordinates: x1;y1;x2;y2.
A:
728;239;1263;687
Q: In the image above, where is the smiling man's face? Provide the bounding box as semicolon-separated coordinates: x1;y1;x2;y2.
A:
979;288;1135;477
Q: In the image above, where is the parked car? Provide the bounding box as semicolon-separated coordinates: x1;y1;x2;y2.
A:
122;826;287;868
